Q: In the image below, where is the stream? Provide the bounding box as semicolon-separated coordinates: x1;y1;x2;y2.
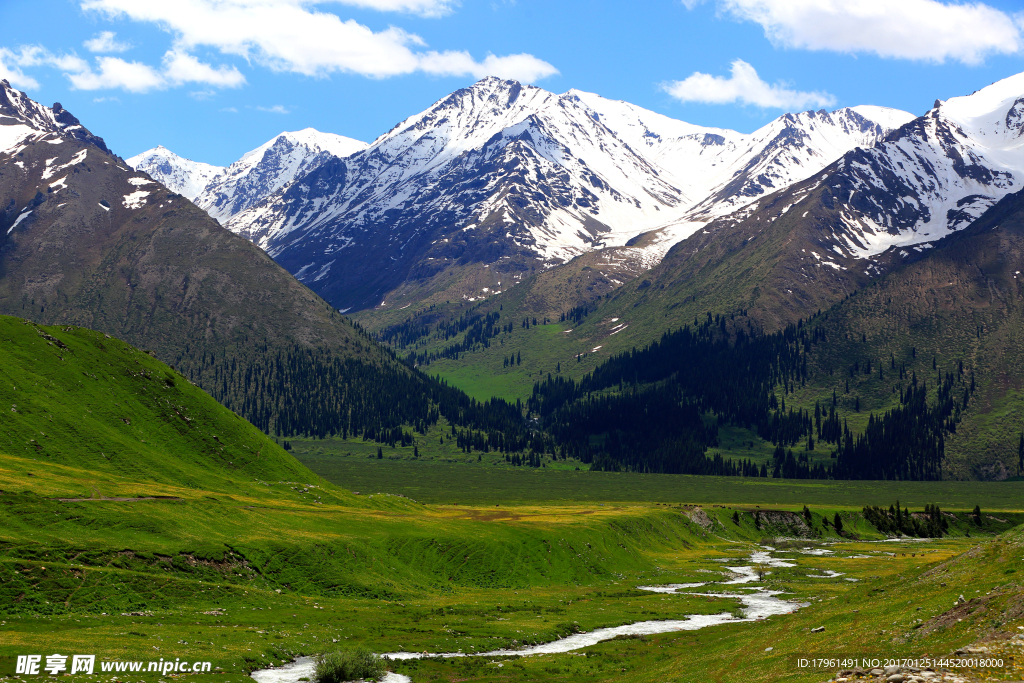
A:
251;549;807;683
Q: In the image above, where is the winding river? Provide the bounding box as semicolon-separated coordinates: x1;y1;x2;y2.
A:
251;549;807;683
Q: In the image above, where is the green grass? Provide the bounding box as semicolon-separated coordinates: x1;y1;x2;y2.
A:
291;454;1024;510
3;447;1023;682
0;315;316;493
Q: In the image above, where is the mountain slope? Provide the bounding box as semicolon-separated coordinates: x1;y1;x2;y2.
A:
0;80;370;360
126;145;226;200
0;80;536;450
800;186;1024;479
549;71;1024;347
0;315;316;491
225;77;909;313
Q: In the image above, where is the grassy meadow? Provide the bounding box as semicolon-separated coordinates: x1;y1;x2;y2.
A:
2;450;1024;683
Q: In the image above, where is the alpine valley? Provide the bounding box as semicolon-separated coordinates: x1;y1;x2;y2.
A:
41;70;1024;481
3;48;1024;683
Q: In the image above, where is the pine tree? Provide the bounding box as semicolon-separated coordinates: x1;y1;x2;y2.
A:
1018;432;1024;475
833;513;843;534
377;446;383;459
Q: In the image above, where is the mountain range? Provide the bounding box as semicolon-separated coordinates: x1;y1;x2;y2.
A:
8;67;1024;480
130;77;915;312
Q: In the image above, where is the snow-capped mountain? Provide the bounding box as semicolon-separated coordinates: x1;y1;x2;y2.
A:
801;72;1024;260
617;71;1024;334
223;77;910;312
126;146;226;200
194;129;367;223
0;78;367;379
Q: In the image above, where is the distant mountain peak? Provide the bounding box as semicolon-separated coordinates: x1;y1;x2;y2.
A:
126;146;226;200
194;128;367;224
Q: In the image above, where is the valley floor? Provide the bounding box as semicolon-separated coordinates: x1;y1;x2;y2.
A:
1;451;1023;682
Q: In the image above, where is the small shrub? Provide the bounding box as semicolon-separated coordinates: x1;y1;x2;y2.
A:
314;648;385;683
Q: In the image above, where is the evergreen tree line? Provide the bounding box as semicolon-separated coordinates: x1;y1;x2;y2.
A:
175;341;530;445
527;316;807;474
831;371;971;480
862;500;949;537
402;311;511;367
528;313;974;479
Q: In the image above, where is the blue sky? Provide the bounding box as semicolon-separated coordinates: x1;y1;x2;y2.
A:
2;0;1023;167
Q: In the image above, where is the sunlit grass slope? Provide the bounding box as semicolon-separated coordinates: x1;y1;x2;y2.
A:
0;315;315;492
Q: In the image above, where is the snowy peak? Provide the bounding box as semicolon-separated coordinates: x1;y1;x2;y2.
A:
127;146;226;200
195;128;367;223
744;72;1024;268
0;79;111;156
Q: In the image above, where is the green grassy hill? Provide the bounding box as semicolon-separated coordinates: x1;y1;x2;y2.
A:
0;315;316;492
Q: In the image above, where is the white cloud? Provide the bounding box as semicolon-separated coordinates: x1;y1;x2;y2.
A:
163;51;245;87
0;43;246;93
702;0;1022;65
257;104;291;113
0;46;89;90
67;56;166;92
419;51;559;81
65;51;246;92
78;0;557;82
329;0;458;17
0;50;40;90
662;59;835;109
84;31;132;53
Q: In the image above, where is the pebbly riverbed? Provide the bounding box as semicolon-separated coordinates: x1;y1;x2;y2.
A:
251;548;808;683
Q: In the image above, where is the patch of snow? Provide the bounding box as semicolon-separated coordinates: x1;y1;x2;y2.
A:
122;191;150;209
7;210;31;233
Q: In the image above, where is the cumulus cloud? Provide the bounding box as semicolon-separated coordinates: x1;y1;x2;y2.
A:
695;0;1022;64
257;104;291;113
662;59;835;109
84;31;132;53
0;50;40;90
331;0;458;17
78;0;557;82
419;51;559;81
67;52;245;92
67;56;166;92
0;46;89;90
163;51;246;87
0;43;246;93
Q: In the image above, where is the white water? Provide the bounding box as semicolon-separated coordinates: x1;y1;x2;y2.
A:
250;658;410;683
250;549;805;682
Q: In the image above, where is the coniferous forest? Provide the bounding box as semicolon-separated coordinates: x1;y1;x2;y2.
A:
525;313;974;479
168;304;981;481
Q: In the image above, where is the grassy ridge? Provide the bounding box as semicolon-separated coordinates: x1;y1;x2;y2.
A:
0;315;314;492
